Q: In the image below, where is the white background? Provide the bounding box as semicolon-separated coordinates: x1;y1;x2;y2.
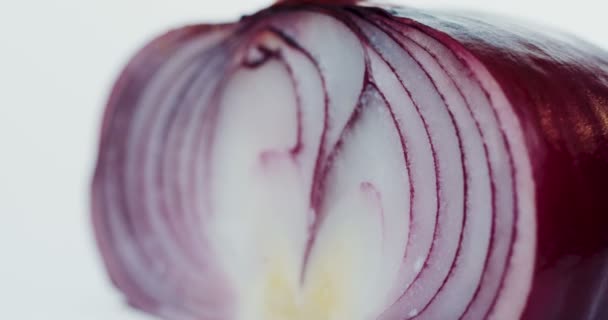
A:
0;0;606;319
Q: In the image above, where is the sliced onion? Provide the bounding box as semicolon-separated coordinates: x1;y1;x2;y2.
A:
92;2;608;320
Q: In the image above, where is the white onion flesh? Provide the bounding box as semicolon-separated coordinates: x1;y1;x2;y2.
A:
92;5;563;320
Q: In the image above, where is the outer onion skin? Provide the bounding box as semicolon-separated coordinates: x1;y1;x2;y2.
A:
403;10;608;318
374;9;608;318
92;2;608;320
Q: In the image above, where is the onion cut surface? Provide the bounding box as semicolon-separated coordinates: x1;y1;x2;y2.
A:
92;2;608;320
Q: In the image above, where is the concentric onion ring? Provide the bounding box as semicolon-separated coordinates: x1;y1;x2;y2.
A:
92;2;608;320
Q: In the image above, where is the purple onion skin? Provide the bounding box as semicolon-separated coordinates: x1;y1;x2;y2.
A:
389;10;608;318
93;2;608;319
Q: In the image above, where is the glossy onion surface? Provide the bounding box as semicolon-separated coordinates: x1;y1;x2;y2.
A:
92;3;608;319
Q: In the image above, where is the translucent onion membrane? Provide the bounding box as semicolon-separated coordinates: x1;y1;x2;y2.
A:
92;2;608;320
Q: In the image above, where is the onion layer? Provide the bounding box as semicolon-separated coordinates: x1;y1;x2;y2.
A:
92;3;608;320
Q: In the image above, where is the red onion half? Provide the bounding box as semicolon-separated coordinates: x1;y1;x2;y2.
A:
92;1;608;319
